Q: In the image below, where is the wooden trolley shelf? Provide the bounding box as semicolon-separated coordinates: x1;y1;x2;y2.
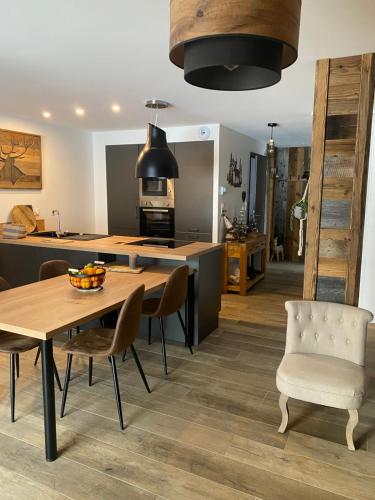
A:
222;233;267;296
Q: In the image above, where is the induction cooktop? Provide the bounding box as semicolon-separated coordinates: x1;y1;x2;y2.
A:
126;238;191;249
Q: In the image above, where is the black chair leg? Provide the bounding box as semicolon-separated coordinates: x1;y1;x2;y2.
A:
34;346;41;366
68;329;73;340
15;353;20;379
60;354;73;418
148;317;152;345
53;359;62;391
159;316;168;375
109;356;124;430
10;353;15;423
88;357;93;386
121;349;127;362
130;345;151;393
177;310;193;355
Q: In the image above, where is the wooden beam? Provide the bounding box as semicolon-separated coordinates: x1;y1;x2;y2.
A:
303;59;330;300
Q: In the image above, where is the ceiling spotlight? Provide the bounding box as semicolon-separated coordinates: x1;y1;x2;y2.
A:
42;111;51;118
112;104;121;113
75;107;85;116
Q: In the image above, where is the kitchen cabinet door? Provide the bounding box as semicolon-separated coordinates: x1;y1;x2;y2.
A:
174;141;214;240
106;145;139;236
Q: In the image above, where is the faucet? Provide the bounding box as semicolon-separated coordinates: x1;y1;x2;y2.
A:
52;209;63;238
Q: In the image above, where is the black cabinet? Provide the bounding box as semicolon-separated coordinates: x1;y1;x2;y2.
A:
106;141;214;241
106;145;139;236
174;141;214;242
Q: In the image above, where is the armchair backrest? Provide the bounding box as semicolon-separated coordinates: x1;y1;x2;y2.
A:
285;301;373;366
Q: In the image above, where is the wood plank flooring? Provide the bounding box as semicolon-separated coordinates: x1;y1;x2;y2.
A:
0;262;374;499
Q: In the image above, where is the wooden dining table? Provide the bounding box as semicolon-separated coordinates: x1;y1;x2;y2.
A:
0;265;182;462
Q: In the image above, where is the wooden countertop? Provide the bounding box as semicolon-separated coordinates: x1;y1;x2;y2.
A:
0;234;222;261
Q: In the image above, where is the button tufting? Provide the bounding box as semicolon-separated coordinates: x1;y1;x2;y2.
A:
346;338;350;344
315;332;319;340
324;316;328;321
353;321;358;327
339;318;344;324
309;314;313;320
330;334;335;340
299;332;304;338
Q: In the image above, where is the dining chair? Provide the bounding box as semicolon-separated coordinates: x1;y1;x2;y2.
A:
142;265;193;375
276;300;373;451
0;275;62;422
34;260;71;366
60;284;150;430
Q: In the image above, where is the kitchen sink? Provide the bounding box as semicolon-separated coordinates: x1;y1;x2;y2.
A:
29;231;111;241
30;231;79;238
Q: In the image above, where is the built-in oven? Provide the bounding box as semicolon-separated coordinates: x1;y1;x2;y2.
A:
140;207;175;239
139;178;174;208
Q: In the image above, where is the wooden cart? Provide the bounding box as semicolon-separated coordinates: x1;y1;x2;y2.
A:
222;233;267;296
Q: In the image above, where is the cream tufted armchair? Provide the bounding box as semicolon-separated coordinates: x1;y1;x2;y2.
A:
276;300;373;450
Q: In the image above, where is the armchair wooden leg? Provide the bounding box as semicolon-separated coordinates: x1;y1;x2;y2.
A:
278;393;289;433
346;409;359;451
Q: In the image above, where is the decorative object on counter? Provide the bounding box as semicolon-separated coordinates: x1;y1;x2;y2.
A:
0;129;42;189
227;153;242;187
106;264;144;275
290;180;309;256
2;223;27;239
225;216;248;242
249;209;260;233
271;237;285;263
169;0;301;91
136;100;178;179
69;262;106;291
11;205;37;233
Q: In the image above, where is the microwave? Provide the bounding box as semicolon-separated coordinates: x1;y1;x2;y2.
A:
139;178;174;208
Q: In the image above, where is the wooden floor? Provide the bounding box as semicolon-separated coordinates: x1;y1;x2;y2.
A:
0;263;375;499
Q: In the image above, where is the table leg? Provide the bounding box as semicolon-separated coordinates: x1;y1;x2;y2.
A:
41;339;57;462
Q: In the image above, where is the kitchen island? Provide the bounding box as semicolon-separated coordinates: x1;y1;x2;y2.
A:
0;234;223;345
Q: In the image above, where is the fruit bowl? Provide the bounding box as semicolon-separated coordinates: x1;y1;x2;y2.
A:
69;263;106;291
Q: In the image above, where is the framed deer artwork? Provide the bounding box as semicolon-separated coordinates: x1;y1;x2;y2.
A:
0;129;42;189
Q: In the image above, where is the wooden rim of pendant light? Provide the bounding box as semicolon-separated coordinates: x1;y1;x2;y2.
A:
169;0;302;91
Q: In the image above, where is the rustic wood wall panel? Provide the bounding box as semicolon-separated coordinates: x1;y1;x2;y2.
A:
316;276;346;303
320;200;351;229
304;53;375;305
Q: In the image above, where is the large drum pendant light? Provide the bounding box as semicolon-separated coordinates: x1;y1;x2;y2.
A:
169;0;302;91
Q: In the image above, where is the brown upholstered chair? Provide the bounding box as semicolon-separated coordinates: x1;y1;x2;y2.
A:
34;260;71;367
0;276;61;422
60;284;150;430
142;265;193;376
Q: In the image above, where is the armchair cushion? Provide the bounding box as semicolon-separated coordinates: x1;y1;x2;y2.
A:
276;353;366;410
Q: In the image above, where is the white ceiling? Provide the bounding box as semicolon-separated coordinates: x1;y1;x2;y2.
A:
0;0;374;146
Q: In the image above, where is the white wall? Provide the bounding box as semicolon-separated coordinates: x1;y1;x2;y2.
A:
218;125;265;224
92;124;221;238
0;116;94;233
359;113;375;317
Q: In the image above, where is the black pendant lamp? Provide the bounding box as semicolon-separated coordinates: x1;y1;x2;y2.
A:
135;100;179;179
169;0;301;91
